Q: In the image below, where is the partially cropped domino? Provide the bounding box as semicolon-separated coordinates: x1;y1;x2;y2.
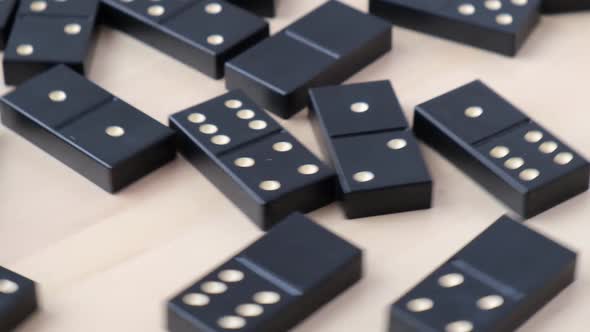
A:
0;266;38;331
168;213;362;332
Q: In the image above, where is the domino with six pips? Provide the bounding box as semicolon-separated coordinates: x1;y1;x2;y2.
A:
414;80;589;218
3;0;101;85
309;80;433;219
169;90;336;230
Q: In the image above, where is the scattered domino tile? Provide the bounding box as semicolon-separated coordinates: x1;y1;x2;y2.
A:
370;0;541;56
169;90;336;230
389;215;577;332
0;266;38;331
309;80;432;218
225;0;392;118
3;0;100;85
414;80;589;218
0;65;176;193
100;0;269;79
167;213;362;332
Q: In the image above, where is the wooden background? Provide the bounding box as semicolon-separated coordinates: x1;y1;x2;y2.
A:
1;1;589;331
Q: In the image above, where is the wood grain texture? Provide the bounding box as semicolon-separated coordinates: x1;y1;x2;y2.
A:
1;1;588;331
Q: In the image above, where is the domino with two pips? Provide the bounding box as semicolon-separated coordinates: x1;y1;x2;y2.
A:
169;90;336;230
413;80;589;218
3;0;101;85
226;0;392;119
369;0;541;56
0;266;38;331
227;0;275;17
100;0;269;79
389;215;577;332
167;212;363;332
0;65;176;193
309;80;432;219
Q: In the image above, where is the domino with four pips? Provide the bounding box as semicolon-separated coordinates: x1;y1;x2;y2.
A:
389;215;577;332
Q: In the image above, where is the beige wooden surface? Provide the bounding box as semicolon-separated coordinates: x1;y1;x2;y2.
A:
1;1;589;331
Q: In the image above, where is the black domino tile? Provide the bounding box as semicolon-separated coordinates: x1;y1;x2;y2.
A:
370;0;541;56
3;0;100;85
168;213;362;332
100;0;269;79
309;81;432;218
389;215;577;332
0;65;176;193
414;80;590;218
0;266;38;331
542;0;590;13
226;0;392;118
227;0;275;17
169;90;336;230
0;0;17;50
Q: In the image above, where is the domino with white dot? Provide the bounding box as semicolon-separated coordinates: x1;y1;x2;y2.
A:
369;0;541;56
0;65;176;193
169;90;336;230
100;0;269;79
309;81;432;219
3;0;101;85
389;215;577;332
167;213;362;332
0;266;38;331
414;80;589;218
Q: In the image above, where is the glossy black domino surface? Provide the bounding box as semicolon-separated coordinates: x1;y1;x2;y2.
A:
389;216;577;332
169;90;336;230
0;0;17;50
168;213;362;332
0;65;176;193
226;0;392;118
369;0;541;56
309;81;432;218
100;0;269;79
3;0;100;85
414;80;589;218
227;0;275;17
542;0;590;13
0;266;38;331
